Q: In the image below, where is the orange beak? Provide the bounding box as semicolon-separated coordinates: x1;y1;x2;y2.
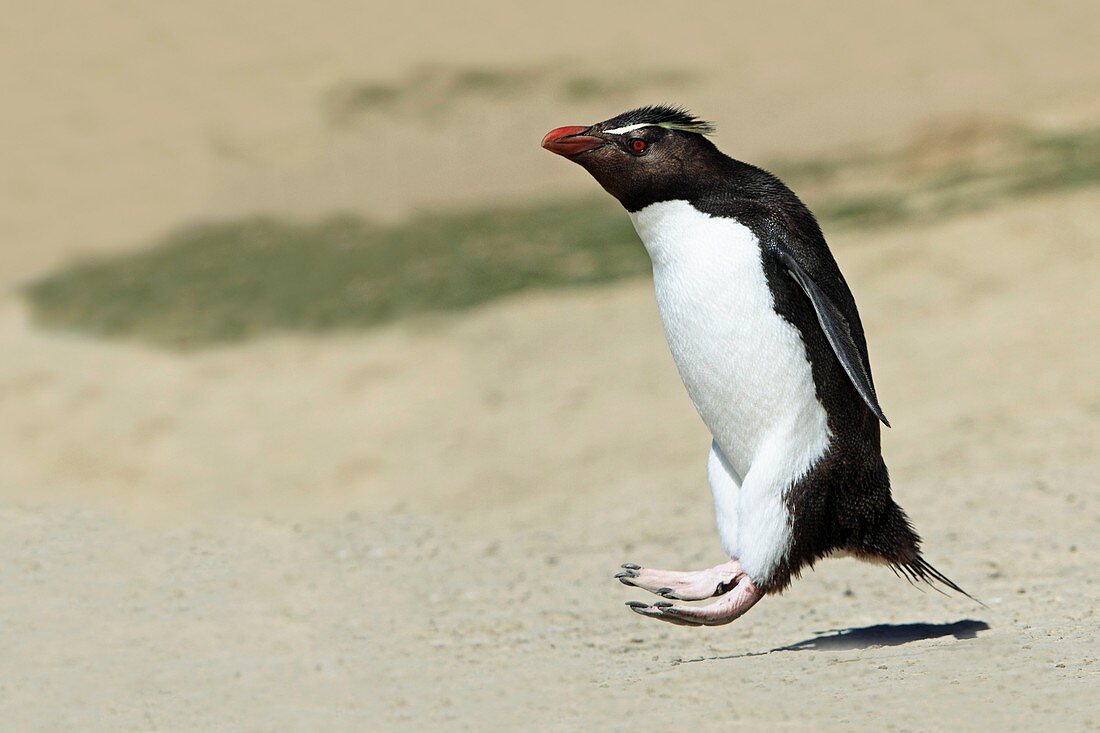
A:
541;125;605;157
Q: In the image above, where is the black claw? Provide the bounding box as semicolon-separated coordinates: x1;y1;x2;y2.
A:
654;601;673;609
656;587;673;595
621;563;641;570
625;601;649;609
614;570;638;579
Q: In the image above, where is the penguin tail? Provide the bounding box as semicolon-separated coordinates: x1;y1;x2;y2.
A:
893;556;987;608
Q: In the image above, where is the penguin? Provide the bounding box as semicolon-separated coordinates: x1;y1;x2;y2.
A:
541;105;973;626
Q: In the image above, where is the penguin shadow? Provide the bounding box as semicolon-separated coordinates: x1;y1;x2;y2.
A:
676;619;989;664
775;618;990;652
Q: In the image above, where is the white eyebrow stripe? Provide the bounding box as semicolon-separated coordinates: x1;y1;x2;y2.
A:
602;122;652;135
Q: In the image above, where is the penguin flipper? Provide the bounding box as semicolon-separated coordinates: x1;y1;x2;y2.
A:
772;245;891;427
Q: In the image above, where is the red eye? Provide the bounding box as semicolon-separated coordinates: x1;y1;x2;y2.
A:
628;138;647;154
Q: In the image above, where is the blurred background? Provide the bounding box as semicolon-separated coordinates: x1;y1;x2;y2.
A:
2;2;1097;730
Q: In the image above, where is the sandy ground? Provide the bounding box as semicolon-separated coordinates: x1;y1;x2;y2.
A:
2;2;1099;731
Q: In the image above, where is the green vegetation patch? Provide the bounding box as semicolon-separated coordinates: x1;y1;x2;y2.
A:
23;126;1100;349
24;200;640;349
325;64;698;124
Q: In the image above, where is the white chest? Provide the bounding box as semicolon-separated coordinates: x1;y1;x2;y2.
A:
629;200;829;480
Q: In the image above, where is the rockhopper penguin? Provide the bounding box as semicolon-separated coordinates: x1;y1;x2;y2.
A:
542;106;973;626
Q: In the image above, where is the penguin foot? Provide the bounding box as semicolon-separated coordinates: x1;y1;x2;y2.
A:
626;575;764;627
615;559;743;601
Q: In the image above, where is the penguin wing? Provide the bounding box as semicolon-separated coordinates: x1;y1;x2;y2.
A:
772;242;891;427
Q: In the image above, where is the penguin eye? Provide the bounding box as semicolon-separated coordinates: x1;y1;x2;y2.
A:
627;138;648;154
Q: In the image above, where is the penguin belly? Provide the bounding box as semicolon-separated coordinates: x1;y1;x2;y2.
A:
630;200;831;580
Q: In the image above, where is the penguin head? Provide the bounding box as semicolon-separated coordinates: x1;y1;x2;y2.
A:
541;105;718;211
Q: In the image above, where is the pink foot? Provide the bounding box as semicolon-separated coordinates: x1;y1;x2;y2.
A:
627;574;764;627
615;559;743;601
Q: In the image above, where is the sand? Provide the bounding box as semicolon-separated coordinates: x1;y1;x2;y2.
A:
2;2;1098;731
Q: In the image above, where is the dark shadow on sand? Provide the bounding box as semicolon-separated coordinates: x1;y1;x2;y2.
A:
777;619;990;652
675;619;989;664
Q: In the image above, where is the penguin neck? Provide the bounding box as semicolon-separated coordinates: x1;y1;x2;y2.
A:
617;155;766;214
629;200;716;268
628;198;763;272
